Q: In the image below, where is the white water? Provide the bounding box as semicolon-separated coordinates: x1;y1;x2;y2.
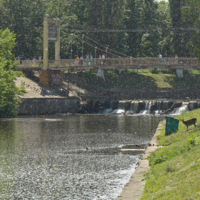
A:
111;109;125;115
154;101;162;115
98;101;194;116
128;102;138;114
170;104;188;116
139;101;152;115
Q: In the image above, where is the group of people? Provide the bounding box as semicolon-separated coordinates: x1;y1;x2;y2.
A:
158;53;178;58
75;54;106;60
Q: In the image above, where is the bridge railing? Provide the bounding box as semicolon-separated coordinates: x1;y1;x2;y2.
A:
20;57;199;69
20;60;43;68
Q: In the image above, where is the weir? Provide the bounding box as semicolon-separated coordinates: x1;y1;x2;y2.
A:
79;100;200;115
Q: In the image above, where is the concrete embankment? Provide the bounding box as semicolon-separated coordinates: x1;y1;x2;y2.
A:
16;76;200;115
118;122;165;200
18;97;80;115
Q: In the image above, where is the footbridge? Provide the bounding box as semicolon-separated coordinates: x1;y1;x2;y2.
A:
17;57;199;71
15;14;200;86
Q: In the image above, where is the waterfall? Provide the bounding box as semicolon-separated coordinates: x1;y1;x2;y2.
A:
111;101;125;115
169;103;189;116
96;100;198;116
154;101;162;115
126;101;138;115
139;101;152;114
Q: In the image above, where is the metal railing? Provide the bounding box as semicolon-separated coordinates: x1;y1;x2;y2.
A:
18;57;199;69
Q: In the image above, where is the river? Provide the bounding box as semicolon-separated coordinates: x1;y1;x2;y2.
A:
0;114;164;199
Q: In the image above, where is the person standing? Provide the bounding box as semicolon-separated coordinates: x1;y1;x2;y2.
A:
32;56;36;67
75;55;79;65
158;53;162;65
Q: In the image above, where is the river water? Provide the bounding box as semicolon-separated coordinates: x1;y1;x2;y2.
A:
0;114;163;199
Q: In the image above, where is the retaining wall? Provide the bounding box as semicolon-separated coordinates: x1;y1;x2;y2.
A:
18;97;80;115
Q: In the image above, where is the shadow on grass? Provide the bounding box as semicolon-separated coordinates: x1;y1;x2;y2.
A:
167;73;200;89
77;70;158;89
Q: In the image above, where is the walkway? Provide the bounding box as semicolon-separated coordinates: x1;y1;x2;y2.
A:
118;122;165;200
17;57;199;71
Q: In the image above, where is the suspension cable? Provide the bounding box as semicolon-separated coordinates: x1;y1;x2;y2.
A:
82;34;129;58
64;30;120;57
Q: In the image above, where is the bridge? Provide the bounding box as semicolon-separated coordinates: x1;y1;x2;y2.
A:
16;15;200;86
17;57;199;71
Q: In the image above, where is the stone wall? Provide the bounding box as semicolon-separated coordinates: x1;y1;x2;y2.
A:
18;97;80;115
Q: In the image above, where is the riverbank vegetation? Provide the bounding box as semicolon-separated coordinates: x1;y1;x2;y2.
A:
141;109;200;199
0;0;200;59
77;69;200;89
0;29;25;117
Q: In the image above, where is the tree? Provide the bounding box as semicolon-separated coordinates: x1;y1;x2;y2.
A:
0;0;46;58
169;0;183;56
0;28;26;117
182;0;200;57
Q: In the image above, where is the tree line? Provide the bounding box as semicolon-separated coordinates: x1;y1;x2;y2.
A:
0;0;199;117
0;0;199;59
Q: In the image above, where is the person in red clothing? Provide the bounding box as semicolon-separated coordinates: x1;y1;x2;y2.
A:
75;55;79;65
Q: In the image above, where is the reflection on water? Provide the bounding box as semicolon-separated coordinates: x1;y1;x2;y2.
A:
0;115;163;199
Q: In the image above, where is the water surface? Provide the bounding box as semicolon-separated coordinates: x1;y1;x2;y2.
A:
0;114;163;199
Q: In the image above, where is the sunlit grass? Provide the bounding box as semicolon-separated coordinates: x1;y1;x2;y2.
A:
141;109;200;200
147;74;174;88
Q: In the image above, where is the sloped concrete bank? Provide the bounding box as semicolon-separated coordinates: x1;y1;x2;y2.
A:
118;122;164;200
18;97;80;115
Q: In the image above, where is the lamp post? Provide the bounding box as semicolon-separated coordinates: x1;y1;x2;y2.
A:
106;47;108;58
95;47;97;59
43;14;49;70
82;34;84;58
70;41;73;59
95;47;97;65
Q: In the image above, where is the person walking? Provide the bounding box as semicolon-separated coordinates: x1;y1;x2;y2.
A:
75;55;79;65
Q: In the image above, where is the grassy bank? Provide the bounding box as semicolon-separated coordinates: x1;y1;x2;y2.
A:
78;69;200;89
141;109;200;200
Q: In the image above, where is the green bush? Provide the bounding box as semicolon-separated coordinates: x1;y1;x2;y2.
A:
0;28;26;117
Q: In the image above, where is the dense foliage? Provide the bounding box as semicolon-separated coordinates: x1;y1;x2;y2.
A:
0;28;25;117
0;0;199;59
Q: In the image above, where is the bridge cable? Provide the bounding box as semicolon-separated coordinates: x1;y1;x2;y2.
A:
82;34;129;58
64;23;200;33
72;33;119;57
63;29;121;57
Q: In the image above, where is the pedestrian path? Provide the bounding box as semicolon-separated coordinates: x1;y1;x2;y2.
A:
118;122;165;200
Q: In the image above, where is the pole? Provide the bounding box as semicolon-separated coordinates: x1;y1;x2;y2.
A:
71;42;73;59
106;47;108;58
95;47;97;59
82;34;84;58
55;18;60;60
43;14;49;70
95;47;97;65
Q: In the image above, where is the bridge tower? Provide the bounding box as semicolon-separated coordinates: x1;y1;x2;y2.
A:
39;14;63;86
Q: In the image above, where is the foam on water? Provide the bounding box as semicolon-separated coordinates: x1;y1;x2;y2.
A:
111;109;125;115
170;104;188;116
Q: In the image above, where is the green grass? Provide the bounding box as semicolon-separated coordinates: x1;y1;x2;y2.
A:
78;69;200;89
141;109;200;200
